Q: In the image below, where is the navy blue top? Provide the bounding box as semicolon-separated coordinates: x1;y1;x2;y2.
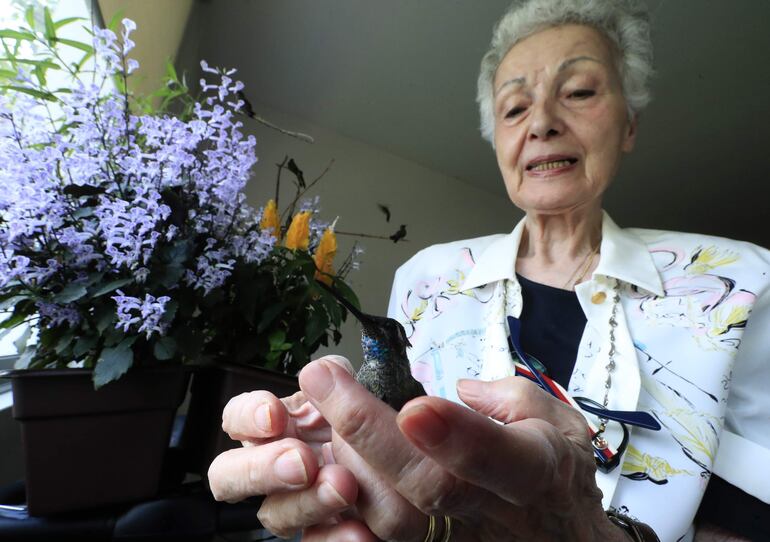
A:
517;273;585;388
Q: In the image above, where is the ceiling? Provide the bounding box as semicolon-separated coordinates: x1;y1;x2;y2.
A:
189;0;770;246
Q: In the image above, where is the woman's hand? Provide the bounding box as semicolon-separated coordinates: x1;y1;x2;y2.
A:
297;358;633;542
207;355;366;539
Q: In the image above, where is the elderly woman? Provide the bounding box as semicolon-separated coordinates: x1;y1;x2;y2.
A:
208;1;770;540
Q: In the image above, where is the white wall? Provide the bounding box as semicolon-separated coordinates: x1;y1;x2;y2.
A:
241;102;518;366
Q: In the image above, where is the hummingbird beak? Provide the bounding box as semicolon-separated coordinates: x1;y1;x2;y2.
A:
317;281;372;325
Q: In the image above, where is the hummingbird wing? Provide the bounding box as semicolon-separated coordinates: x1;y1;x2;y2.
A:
377;203;391;222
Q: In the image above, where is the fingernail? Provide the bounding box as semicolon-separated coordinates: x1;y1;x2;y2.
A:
322;355;354;374
399;405;449;448
274;449;308;486
255;403;272;433
299;361;335;402
318;481;349;507
457;378;484;397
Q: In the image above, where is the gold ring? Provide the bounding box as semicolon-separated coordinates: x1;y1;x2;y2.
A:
422;515;436;542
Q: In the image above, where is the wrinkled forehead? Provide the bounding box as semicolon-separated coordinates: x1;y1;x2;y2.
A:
494;24;619;93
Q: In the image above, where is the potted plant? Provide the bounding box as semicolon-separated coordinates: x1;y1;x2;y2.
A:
0;9;358;514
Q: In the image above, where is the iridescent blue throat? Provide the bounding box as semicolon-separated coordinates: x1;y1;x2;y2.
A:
361;333;390;364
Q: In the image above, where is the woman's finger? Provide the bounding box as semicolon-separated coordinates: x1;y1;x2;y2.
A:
298;359;495;519
457;376;588;440
208;438;318;503
222;390;289;442
221;355;354;444
396;394;602;513
303;519;379;542
256;464;359;539
331;431;429;541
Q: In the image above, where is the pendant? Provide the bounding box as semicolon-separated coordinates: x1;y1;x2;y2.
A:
593;435;609;450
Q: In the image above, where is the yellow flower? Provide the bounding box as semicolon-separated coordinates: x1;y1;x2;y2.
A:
284;211;311;250
687;246;739;275
260;199;281;240
313;227;337;285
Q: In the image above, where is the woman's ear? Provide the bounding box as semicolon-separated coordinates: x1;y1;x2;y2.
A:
622;113;638;153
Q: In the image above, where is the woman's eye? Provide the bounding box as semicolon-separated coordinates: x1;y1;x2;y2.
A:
505;106;525;118
568;89;595;99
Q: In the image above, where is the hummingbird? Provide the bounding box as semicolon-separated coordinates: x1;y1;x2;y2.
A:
389;224;407;243
318;283;425;410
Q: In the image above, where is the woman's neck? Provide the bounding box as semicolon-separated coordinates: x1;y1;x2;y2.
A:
516;205;603;290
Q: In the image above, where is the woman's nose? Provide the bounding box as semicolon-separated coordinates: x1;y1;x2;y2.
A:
527;99;564;140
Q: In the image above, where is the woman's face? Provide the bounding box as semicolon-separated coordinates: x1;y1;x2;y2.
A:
493;24;637;215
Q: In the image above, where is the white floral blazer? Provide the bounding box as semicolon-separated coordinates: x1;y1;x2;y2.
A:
386;212;770;541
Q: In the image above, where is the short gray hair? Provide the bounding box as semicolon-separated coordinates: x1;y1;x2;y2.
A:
477;0;653;144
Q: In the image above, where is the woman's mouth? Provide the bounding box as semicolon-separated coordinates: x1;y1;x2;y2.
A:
525;157;578;175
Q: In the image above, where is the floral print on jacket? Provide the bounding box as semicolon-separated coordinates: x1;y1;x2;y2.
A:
387;212;770;542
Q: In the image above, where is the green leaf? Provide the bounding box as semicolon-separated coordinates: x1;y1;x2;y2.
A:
163;238;192;264
153;336;176;360
0;295;26;311
73;334;98;357
0;58;61;69
33;64;46;87
333;279;361;313
0;68;18;80
304;309;329;346
157;263;185;288
165;58;178;81
55;283;88;303
94;303;115;333
107;9;125;32
0;309;30;330
53;38;93;54
0;30;36;41
90;277;132;297
13;324;31;354
25;5;36;29
160;299;178;325
85;272;106;287
112;72;126;94
268;329;286;349
316;287;342;327
93;339;134;388
43;7;56;43
102;325;126;347
74;49;93;72
257;301;288;333
0;85;56;101
264;351;281;369
54;328;75;354
54;16;85;30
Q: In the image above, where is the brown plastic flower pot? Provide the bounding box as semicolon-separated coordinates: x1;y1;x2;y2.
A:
181;363;299;477
3;366;190;516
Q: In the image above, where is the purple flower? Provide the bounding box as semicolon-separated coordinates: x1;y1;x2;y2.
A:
112;289;170;339
95;191;171;269
36;301;81;328
184;239;236;294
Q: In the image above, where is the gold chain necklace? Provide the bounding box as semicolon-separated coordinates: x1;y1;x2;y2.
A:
562;243;599;290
